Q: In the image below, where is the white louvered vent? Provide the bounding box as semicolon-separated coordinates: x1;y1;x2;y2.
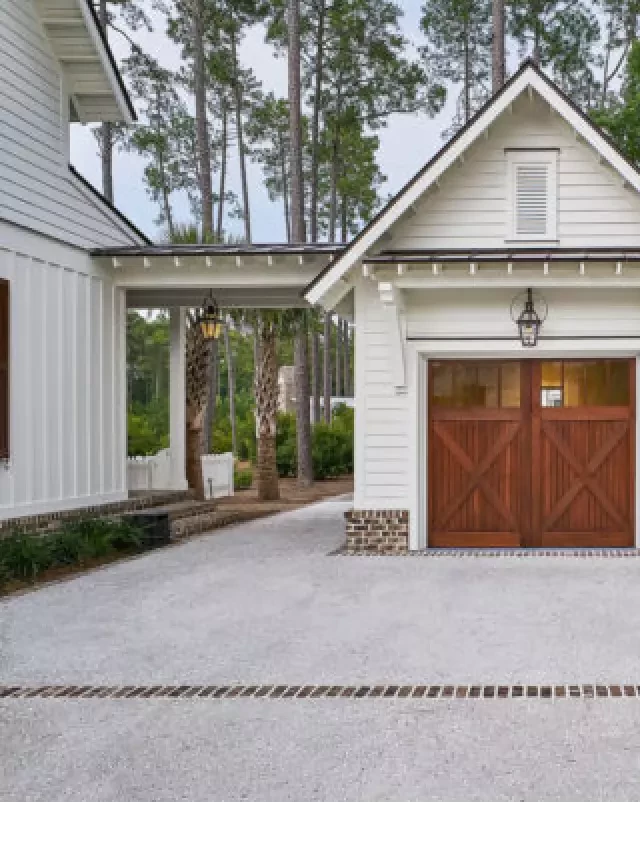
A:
515;164;548;235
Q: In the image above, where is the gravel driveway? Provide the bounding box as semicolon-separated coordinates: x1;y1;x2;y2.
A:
3;496;640;800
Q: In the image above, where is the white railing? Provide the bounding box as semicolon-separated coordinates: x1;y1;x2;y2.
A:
127;449;234;499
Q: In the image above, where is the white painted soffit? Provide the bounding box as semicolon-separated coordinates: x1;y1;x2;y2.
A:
304;60;640;308
36;0;136;123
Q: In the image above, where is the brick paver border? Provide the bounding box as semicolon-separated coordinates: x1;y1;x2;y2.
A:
1;684;639;699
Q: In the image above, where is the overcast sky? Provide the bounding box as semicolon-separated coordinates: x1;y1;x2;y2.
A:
70;0;457;243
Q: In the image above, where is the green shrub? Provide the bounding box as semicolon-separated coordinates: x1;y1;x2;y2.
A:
0;532;52;584
0;517;146;592
274;405;354;480
234;467;253;490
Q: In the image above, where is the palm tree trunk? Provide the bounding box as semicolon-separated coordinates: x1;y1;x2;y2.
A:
323;310;332;422
223;322;237;457
231;27;251;243
192;0;213;239
185;316;210;499
254;315;279;500
203;338;218;454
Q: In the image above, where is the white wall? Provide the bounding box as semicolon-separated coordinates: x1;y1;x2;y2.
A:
0;222;127;518
388;92;640;250
354;279;410;510
0;0;142;249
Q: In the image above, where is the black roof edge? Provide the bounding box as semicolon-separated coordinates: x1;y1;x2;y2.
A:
84;0;137;122
371;246;640;260
70;164;151;245
302;57;640;297
90;242;345;257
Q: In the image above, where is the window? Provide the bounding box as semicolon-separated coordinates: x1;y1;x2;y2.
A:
0;281;8;458
431;361;521;408
507;150;558;241
540;360;629;408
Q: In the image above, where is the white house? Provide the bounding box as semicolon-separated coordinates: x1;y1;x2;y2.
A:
0;0;148;519
306;60;640;553
4;2;640;554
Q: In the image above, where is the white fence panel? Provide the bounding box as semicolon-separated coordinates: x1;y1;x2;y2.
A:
127;450;234;499
201;452;234;499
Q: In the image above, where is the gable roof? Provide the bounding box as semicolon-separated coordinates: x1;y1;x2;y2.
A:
304;59;640;308
35;0;136;123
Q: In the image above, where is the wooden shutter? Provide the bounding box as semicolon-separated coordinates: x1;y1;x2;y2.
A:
0;281;9;458
514;164;549;236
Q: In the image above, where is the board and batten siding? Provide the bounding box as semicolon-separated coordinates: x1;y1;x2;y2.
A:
0;222;127;518
388;92;640;250
354;279;410;510
0;0;141;249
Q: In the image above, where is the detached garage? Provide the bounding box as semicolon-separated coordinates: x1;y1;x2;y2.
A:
305;60;640;553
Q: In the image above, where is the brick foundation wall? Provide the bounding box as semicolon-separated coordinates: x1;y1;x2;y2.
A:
344;509;409;555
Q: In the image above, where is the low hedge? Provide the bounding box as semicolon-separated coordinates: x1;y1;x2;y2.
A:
0;517;144;592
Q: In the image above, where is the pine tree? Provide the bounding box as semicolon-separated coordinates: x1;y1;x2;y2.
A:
420;0;492;130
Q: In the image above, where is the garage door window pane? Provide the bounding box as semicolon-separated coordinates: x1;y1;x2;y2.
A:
431;362;518;408
539;360;630;407
501;362;521;407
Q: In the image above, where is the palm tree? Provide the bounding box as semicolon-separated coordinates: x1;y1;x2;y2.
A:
253;311;280;499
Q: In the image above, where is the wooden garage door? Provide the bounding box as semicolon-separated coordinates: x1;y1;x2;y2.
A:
533;360;635;547
428;359;635;548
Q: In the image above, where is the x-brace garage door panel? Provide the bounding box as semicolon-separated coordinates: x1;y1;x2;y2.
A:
428;359;634;548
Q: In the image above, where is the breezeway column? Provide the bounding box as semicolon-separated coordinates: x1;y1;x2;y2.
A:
169;307;188;490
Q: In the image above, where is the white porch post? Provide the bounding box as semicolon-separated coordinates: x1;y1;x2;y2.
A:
169;307;188;490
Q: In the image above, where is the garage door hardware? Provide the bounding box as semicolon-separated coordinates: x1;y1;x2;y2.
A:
1;684;639;699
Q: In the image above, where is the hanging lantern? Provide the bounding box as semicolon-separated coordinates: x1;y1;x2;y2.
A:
515;288;543;347
198;290;224;341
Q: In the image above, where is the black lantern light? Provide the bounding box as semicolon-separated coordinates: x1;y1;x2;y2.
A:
198;290;224;341
515;287;543;347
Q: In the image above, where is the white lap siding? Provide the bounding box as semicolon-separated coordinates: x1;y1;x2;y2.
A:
354;279;410;509
0;0;142;249
389;93;640;250
0;223;127;518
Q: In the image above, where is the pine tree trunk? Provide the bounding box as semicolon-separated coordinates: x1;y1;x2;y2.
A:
310;0;326;242
223;323;237;457
492;0;505;92
216;100;228;240
231;27;251;242
98;1;113;202
254;315;279;500
279;128;291;242
193;0;213;239
288;0;312;486
311;328;321;423
329;124;339;242
294;321;313;486
323;310;332;422
463;24;471;122
335;316;342;397
342;320;350;398
288;0;305;244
